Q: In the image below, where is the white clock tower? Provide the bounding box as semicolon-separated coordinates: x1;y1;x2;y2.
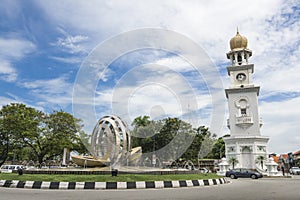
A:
223;30;269;170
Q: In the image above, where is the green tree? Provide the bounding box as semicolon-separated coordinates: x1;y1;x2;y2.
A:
256;155;265;169
181;126;214;162
131;116;156;150
0;121;9;166
37;110;88;164
229;157;239;169
0;103;88;166
0;103;42;164
210;137;225;159
131;116;222;163
155;117;194;161
131;116;150;127
196;126;217;159
194;126;210;137
132;116;201;162
181;132;202;162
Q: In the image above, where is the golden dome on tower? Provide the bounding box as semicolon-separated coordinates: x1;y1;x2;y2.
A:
229;30;248;50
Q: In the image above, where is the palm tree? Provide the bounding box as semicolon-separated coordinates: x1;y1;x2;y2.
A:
256;155;265;169
229;157;239;169
131;116;150;127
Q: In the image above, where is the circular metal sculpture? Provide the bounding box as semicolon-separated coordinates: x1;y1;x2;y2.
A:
72;115;141;167
91;115;131;166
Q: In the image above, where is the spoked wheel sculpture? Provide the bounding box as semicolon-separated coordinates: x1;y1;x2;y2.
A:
91;115;131;167
71;115;142;168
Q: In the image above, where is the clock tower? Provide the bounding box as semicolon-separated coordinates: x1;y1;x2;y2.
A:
223;30;269;170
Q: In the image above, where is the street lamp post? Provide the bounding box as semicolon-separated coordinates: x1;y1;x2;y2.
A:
152;132;156;167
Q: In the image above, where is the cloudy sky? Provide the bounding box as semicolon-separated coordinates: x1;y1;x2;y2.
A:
1;0;299;154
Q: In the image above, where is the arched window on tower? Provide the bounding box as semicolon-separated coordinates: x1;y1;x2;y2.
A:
241;108;247;115
236;99;248;116
238;53;242;65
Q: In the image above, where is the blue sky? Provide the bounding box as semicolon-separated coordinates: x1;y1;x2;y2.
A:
1;0;300;154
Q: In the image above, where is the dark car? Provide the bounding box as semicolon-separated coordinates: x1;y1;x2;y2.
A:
225;168;263;179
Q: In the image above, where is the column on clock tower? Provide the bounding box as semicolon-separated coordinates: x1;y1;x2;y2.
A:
222;30;269;171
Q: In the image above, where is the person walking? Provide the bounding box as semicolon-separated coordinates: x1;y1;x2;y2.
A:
281;166;285;176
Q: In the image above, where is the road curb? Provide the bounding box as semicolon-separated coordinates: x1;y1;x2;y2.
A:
0;177;230;190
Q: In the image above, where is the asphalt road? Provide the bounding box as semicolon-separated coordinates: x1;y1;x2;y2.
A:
1;177;300;200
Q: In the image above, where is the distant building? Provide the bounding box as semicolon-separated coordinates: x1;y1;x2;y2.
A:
293;150;300;166
270;150;300;170
198;159;215;172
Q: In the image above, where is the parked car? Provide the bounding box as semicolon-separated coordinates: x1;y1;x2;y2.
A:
225;168;263;179
289;167;300;175
0;165;25;173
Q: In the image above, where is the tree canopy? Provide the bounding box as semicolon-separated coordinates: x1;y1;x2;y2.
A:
0;103;88;166
131;116;225;163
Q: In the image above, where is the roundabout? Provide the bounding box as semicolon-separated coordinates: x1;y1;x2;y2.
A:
0;114;231;191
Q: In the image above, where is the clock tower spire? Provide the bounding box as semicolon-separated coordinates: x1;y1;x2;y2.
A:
223;30;269;170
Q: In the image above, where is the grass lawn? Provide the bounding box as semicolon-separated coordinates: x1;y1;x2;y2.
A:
0;173;221;182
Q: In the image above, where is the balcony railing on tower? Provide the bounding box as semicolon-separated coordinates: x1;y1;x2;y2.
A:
235;114;253;128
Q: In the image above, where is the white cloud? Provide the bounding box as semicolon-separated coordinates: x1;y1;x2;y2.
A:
154;56;196;73
88;62;225;133
260;96;300;153
34;0;293;93
0;38;35;59
0;38;35;82
0;96;18;107
0;95;45;113
20;76;73;105
34;0;281;38
52;33;89;54
0;60;17;82
49;56;84;64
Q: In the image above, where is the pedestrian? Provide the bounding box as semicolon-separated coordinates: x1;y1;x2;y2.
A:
281;166;285;176
17;167;23;175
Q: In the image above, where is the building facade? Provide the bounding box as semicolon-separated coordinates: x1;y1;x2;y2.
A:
223;31;269;170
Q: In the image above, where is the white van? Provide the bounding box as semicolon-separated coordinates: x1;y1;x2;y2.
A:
0;165;24;173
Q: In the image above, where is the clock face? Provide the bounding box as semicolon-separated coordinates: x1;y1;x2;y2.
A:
236;73;246;81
